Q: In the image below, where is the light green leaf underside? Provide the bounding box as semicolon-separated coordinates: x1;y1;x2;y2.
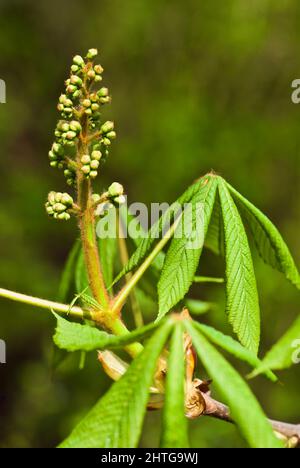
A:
160;324;189;448
218;178;260;354
250;315;300;377
227;183;300;289
53;313;161;352
157;176;218;320
185;299;213;315
59;322;172;448
194;322;277;382
204;190;225;256
185;321;282;448
115;176;210;283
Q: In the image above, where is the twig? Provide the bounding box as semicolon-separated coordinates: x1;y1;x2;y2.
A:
202;393;300;446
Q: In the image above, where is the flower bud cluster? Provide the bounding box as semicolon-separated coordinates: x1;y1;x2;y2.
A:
45;192;74;220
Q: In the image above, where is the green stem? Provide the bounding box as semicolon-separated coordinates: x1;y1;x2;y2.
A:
116;211;144;328
194;276;224;284
0;287;85;319
112;214;182;315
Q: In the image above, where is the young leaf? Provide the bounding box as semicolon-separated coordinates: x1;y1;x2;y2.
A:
59;322;172;448
184;321;282;448
204;191;224;256
193;322;277;382
250;315;300;377
53;313;161;352
227;183;300;289
160;324;189;448
218;178;260;354
58;240;81;302
115;177;209;282
157;176;217;320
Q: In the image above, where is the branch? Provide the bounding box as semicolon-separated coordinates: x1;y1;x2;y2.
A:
0;287;85;319
202;392;300;447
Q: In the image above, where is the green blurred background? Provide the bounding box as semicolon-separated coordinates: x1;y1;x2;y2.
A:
0;0;299;448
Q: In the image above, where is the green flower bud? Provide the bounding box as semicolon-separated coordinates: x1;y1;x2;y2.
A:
64;169;72;177
66;178;74;186
66;131;77;140
48;150;56;161
107;131;116;140
94;64;104;74
91;150;102;160
94;75;102;83
90;93;99;102
84;108;92;115
69;120;82;133
90;160;99;170
50;161;58;167
91;193;101;204
108;182;124;197
48;191;56;204
60;122;70;132
86;48;98;59
82;99;91;108
81;165;90;175
101;121;114;133
54;202;66;213
81;154;91;164
98;87;109;97
66;84;77;94
61;193;73;206
91;103;99;112
71;64;80;73
52;143;64;155
99;96;111;104
55;192;63;203
46;204;54;215
90;170;98;179
57;103;64;112
73;55;85;66
102;137;111;146
87;70;96;80
70;75;83;86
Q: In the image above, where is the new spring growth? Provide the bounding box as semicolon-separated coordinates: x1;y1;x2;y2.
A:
45;192;74;220
47;48;116;192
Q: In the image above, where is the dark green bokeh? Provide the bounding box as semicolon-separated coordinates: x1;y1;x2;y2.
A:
0;0;299;447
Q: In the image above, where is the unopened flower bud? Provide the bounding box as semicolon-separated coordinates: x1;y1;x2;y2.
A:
108;182;124;197
94;65;103;74
73;55;85;66
90;160;99;170
70;75;83;86
69;120;82;133
82;99;91;108
90;170;98;179
66;131;77;140
81;154;91;164
101;121;114;134
98;87;109;97
107;131;116;140
91;150;102;161
61;193;73;206
114;195;126;205
86;48;98;59
81;165;90;175
87;70;96;80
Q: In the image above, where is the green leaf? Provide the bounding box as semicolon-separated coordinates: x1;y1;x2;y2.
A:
193;276;224;284
157;176;217;320
193;322;277;382
250;315;300;377
218;178;260;354
227;183;300;289
204;192;224;256
185;321;282;448
185;299;213;315
160;324;189;448
115;176;210;283
53;313;161;352
58;240;81;302
59;322;172;448
99;236;117;289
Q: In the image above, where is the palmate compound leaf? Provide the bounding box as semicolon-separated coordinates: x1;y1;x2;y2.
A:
160;323;189;448
193;322;277;382
53;312;161;352
59;321;173;448
227;183;300;289
184;321;283;448
250;315;300;378
218;177;260;354
157;175;218;320
114;176;211;284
